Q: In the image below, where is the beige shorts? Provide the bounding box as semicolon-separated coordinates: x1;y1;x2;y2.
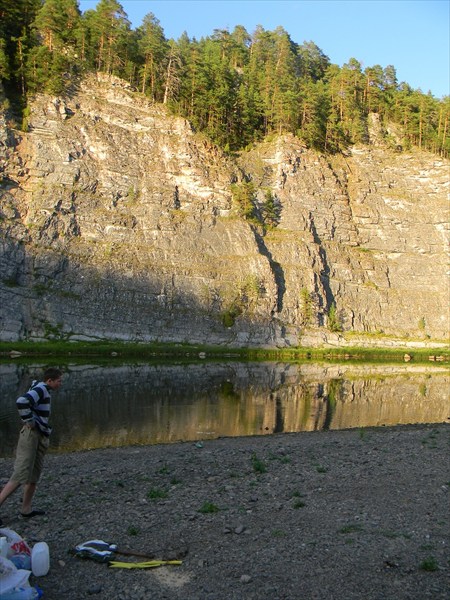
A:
11;426;50;484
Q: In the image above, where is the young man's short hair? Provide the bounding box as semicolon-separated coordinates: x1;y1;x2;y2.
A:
43;367;62;381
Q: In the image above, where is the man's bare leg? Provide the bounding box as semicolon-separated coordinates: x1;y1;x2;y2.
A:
21;482;37;514
0;479;20;507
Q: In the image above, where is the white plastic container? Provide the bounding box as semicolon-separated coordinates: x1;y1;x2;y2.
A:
31;542;49;576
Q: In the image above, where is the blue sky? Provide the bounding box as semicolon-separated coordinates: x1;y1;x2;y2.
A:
79;0;449;99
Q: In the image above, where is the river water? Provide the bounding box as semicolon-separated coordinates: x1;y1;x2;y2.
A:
0;361;448;457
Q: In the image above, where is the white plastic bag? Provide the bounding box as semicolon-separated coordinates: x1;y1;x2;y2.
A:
0;528;32;570
0;555;31;595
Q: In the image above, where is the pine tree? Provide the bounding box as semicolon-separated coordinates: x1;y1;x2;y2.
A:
326;59;367;145
208;30;242;147
299;80;329;150
0;37;9;81
229;25;250;70
179;32;241;148
323;64;348;152
269;27;300;134
364;64;384;113
436;97;450;157
85;0;131;76
297;41;330;82
262;189;280;228
231;181;256;220
163;39;182;105
246;26;275;137
169;31;192;115
136;12;167;99
0;0;41;98
27;0;82;94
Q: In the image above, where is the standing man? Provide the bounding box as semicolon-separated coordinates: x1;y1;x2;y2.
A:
0;367;62;524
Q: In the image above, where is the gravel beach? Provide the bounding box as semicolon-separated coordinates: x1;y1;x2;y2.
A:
0;423;449;600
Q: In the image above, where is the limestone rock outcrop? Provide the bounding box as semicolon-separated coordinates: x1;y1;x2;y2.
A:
0;74;448;346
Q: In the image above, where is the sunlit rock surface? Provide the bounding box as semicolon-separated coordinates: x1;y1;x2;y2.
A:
0;74;448;346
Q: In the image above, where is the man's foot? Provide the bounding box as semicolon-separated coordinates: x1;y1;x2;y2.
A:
20;509;45;519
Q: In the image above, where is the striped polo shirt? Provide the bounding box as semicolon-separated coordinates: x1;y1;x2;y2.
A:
16;380;52;436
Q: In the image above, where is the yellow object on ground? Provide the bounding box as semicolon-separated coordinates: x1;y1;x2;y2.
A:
108;560;182;569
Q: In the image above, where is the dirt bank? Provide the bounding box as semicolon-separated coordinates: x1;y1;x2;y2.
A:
0;423;449;599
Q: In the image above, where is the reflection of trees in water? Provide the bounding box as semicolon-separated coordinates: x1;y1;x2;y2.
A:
274;397;284;433
323;379;343;430
0;363;448;455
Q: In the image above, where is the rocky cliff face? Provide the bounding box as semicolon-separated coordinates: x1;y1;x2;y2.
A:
0;74;448;346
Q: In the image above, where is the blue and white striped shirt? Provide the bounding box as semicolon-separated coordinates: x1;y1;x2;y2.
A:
16;380;52;436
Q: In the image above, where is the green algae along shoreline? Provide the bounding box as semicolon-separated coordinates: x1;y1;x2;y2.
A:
1;339;449;364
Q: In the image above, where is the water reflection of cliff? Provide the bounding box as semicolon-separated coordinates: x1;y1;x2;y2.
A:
0;362;448;455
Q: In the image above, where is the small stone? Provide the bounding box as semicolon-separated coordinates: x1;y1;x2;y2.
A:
87;584;102;595
240;574;252;584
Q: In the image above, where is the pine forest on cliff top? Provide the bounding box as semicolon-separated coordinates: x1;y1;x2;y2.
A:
0;0;449;157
